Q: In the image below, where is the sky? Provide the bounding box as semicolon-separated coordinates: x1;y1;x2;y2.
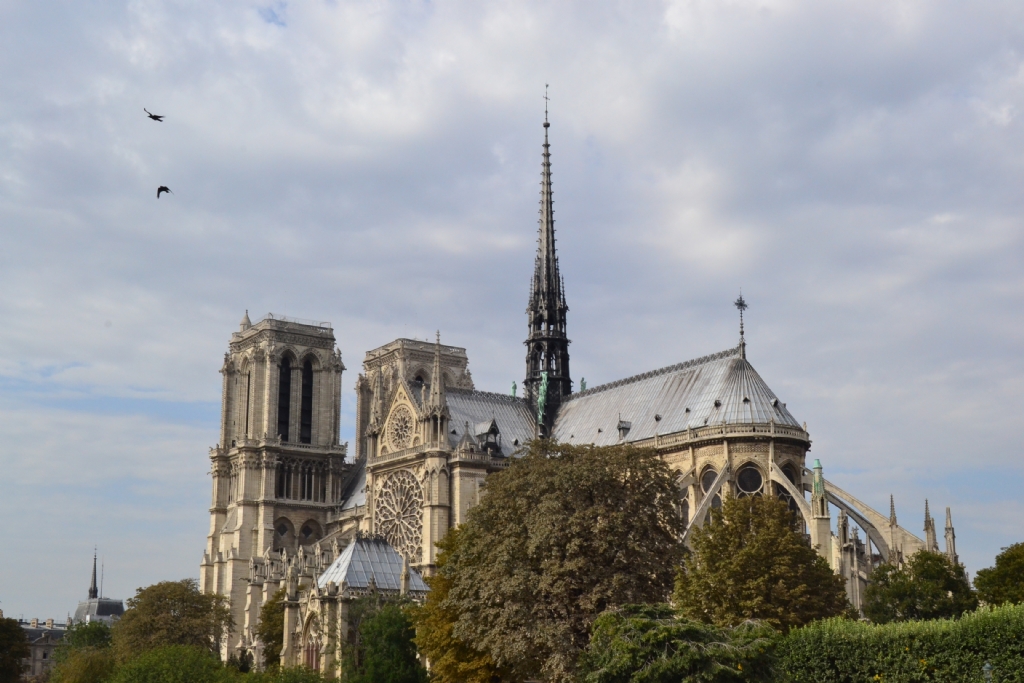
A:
1;0;1023;620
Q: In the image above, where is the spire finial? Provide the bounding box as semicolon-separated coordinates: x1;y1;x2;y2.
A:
88;549;98;600
889;494;897;525
543;84;550;127
734;291;747;359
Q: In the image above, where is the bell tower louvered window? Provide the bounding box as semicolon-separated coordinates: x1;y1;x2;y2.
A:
300;360;313;444
278;357;291;441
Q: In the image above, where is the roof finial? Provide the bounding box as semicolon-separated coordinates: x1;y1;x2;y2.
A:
88;549;98;600
544;84;550;127
734;291;747;359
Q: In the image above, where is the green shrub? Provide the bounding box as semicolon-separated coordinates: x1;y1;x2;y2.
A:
50;647;116;683
579;604;778;683
775;603;1024;682
108;645;234;683
245;667;325;683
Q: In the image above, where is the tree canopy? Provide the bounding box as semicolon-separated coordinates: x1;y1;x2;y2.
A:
111;579;232;662
51;621;115;683
0;617;29;683
863;550;977;624
255;588;286;669
412;527;508;683
342;601;426;683
435;440;687;683
579;604;777;683
674;494;849;631
974;542;1024;606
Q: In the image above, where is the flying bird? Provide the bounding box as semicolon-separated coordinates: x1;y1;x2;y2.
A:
144;108;164;122
157;186;172;198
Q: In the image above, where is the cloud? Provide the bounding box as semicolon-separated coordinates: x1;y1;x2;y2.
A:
1;0;1023;617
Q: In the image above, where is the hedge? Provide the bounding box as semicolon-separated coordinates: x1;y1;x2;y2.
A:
775;603;1024;682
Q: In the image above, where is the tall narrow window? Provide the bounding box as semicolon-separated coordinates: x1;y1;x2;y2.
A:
300;360;313;444
278;357;292;441
244;372;252;436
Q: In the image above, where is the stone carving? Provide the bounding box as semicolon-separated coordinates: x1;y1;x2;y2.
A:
373;469;423;561
387;406;414;450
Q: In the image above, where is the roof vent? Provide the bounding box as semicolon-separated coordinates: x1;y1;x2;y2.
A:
597;428;603;433
771;398;779;408
685;407;690;413
742;397;750;404
714;400;722;408
654;414;662;422
513;439;519;446
617;419;632;440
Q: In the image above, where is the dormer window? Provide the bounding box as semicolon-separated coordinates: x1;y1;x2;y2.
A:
617;419;632;440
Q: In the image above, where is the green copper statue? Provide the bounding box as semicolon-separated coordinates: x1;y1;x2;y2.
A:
537;371;549;424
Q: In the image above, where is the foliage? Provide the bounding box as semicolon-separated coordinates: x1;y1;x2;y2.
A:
863;551;977;624
440;441;686;683
776;602;1024;682
411;527;507;683
54;622;112;664
345;602;426;683
255;588;287;669
111;579;232;663
246;667;327;683
107;645;232;683
578;604;777;683
50;647;117;683
51;621;115;683
974;542;1024;606
0;617;30;683
674;495;849;631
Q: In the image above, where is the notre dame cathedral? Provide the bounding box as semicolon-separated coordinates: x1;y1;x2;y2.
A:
199;118;962;667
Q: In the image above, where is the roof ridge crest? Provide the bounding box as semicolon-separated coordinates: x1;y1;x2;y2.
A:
566;346;741;400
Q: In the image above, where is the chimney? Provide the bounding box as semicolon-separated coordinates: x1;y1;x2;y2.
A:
46;618;54;629
31;618;38;628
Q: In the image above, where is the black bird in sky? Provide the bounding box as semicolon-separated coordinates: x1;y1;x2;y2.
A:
157;186;172;198
144;108;164;122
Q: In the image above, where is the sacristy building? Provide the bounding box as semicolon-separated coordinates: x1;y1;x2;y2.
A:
199;118;961;665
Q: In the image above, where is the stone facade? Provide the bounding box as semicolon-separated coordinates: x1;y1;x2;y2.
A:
201;119;963;668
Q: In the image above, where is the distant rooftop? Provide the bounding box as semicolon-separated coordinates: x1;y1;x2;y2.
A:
257;312;332;329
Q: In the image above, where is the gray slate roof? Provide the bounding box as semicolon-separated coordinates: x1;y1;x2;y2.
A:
339;460;366;510
317;536;429;593
446;389;535;457
74;598;124;621
552;346;800;446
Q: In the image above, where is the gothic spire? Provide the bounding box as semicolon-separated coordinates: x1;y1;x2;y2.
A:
924;499;938;552
734;292;748;360
889;494;897;526
427;331;447;415
945;507;959;565
524;102;572;436
88;551;98;600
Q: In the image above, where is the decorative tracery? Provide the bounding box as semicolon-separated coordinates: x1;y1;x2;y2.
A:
374;469;423;561
387;406;414;450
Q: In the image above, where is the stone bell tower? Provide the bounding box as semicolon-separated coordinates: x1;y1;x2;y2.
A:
200;312;349;658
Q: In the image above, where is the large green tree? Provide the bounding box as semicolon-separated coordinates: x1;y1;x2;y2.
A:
255;588;286;669
864;550;977;623
112;579;232;662
51;621;115;683
579;604;777;683
107;644;232;683
674;494;849;631
974;542;1024;606
343;602;426;683
412;527;507;683
0;617;29;683
438;441;687;683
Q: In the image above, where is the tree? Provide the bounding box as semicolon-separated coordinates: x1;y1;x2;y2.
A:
111;579;232;663
411;527;507;683
51;621;115;683
864;550;977;623
439;441;687;683
578;604;777;683
343;602;426;683
255;588;287;669
674;494;849;631
107;645;232;683
974;542;1024;606
0;617;29;683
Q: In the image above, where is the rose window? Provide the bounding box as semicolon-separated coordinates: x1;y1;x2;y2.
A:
374;469;423;561
387;406;414;450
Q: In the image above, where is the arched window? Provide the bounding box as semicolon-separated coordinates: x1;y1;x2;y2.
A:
300;360;313;444
278;357;292;441
244;372;252;436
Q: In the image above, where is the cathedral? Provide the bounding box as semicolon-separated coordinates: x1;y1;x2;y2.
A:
199;117;961;669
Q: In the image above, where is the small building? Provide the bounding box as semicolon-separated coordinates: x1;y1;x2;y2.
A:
281;533;429;677
18;617;67;680
72;554;125;626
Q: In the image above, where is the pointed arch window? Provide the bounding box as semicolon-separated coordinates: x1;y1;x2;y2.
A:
278;357;292;441
300;360;313;444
